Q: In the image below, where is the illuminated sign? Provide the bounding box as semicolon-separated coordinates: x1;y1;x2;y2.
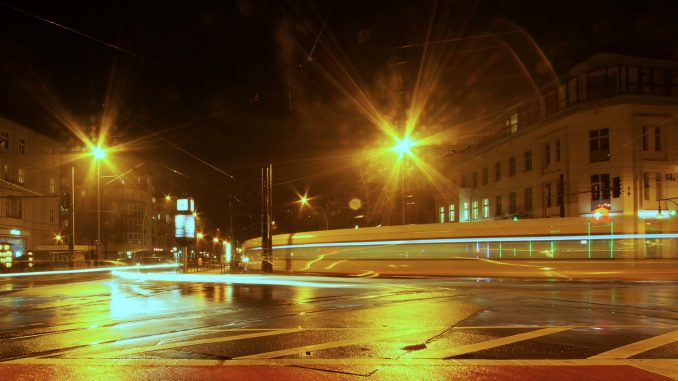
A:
637;210;671;219
225;241;232;263
174;214;195;239
176;199;189;211
10;229;20;236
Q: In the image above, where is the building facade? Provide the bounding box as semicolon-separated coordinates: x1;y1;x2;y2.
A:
0;115;61;269
436;54;678;237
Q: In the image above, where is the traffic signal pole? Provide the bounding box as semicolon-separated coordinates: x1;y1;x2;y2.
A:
261;164;273;273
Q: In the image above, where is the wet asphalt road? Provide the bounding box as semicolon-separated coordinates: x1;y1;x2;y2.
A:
0;271;676;380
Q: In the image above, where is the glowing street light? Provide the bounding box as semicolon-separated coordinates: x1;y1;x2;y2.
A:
197;232;204;240
391;135;417;225
213;237;219;243
54;233;63;244
90;144;107;261
164;194;172;202
392;135;415;158
296;193;328;230
91;146;106;159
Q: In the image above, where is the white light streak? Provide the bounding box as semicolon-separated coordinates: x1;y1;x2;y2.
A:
0;263;179;278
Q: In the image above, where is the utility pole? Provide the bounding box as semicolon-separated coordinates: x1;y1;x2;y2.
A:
261;164;273;273
69;166;75;268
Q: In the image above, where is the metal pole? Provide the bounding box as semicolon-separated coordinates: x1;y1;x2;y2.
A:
401;159;406;225
96;158;101;262
182;246;188;274
69;166;75;268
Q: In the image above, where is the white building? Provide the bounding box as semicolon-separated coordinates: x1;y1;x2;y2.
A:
0;115;61;269
436;54;678;242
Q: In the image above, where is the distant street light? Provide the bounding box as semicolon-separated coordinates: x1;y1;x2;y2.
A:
297;193;329;230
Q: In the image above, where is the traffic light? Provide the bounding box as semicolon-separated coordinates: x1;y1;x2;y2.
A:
612;177;621;198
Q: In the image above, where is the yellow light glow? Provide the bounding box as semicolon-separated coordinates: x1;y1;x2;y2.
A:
54;234;63;242
91;146;106;159
299;194;310;207
164;195;171;201
213;237;219;243
197;232;204;239
392;136;415;158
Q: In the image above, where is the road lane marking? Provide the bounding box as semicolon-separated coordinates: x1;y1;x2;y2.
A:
421;327;575;359
235;328;431;359
589;329;678;359
77;328;302;359
3;358;677;367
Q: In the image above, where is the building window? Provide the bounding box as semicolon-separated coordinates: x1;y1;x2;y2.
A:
591;174;611;202
495;162;501;181
495;196;502;216
524;188;533;212
461;175;467;188
6;197;22;218
462;202;469;222
0;132;8;149
49;177;55;193
589;128;610;162
49;208;55;224
524;151;532;172
505;112;518;135
472;172;478;188
509;192;517;214
439;206;445;223
482;198;489;219
555;139;561;162
655;127;662;151
643;173;650;201
472;201;479;220
543;143;551;166
508;157;516;177
17;168;24;184
642;127;649;151
448;204;455;222
544;183;552;208
656;173;662;201
18;138;25;154
482;168;488;186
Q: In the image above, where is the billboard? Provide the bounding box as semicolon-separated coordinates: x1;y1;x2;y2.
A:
174;214;195;240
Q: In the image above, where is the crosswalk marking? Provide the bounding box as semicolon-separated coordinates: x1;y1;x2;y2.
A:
589;329;678;359
235;328;430;359
421;327;574;359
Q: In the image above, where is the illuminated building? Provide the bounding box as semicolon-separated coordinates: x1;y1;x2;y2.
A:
0;115;61;268
436;54;678;254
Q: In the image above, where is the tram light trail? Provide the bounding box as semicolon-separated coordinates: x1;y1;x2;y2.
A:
0;263;179;278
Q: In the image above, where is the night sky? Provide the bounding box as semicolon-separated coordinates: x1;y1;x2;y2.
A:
1;0;678;239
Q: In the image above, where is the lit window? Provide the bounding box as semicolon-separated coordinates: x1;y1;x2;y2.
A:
17;168;24;184
448;204;455;222
472;201;479;220
462;202;469;222
482;198;489;219
18;138;25;154
49;177;55;193
439;206;445;223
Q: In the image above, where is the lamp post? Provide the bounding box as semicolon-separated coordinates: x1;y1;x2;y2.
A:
392;135;415;225
298;194;329;230
91;146;106;261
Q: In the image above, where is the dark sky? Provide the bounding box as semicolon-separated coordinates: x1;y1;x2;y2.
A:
1;0;678;239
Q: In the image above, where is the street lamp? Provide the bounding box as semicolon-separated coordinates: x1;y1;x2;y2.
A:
297;193;329;230
391;135;416;225
90;145;106;261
